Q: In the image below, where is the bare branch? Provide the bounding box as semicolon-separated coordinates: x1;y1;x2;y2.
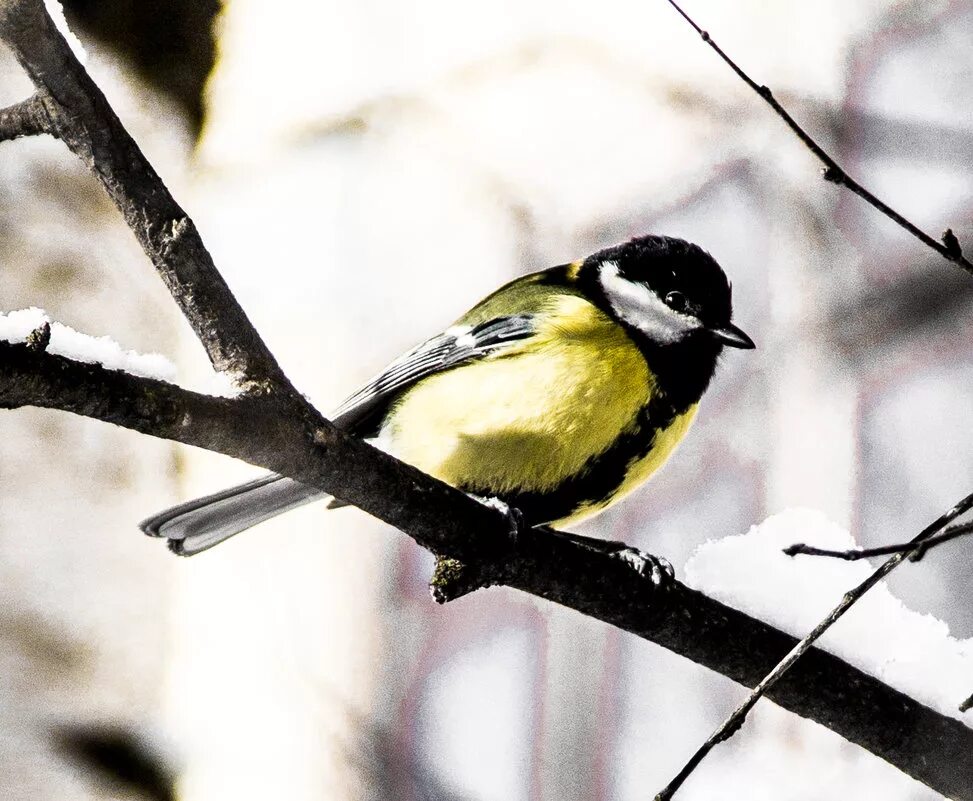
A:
664;0;973;279
0;92;54;140
655;491;973;801
0;0;290;388
785;520;973;562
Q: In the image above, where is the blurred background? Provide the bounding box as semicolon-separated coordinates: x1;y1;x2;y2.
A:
0;0;971;798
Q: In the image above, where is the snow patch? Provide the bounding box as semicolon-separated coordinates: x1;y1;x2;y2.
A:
685;508;973;721
0;307;50;341
476;495;512;515
200;370;242;399
1;307;176;381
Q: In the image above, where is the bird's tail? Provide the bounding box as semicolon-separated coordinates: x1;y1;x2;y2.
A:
139;473;325;556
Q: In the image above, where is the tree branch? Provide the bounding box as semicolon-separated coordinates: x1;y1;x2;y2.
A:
0;92;54;140
784;520;973;562
3;340;973;798
663;0;973;279
655;491;973;800
0;0;289;388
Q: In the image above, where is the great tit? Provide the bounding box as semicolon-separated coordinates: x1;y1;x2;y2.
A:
141;234;753;555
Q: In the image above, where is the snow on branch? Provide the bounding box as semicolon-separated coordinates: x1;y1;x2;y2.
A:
0;0;290;388
689;510;973;722
0;308;175;380
657;500;973;799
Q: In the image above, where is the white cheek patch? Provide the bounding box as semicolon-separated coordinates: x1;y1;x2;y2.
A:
599;261;700;343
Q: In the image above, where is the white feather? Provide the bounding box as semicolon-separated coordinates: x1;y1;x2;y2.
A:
446;325;476;349
598;260;700;343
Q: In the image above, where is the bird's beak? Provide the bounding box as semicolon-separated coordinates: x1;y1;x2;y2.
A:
710;322;755;349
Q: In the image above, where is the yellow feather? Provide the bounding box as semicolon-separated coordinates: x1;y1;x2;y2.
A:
384;294;696;525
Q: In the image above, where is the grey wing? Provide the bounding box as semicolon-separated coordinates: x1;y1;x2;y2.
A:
331;314;535;436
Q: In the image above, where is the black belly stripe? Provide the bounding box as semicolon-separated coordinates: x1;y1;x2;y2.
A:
462;394;681;526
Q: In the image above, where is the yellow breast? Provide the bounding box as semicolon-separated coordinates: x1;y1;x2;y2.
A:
383;294;696;525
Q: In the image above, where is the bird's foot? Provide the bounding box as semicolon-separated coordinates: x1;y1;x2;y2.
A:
612;548;675;588
550;530;675;589
468;494;524;542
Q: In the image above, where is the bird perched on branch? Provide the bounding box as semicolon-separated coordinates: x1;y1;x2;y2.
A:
141;235;753;556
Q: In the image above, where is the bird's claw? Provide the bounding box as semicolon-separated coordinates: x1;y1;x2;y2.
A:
503;505;526;542
469;494;524;543
613;547;675;588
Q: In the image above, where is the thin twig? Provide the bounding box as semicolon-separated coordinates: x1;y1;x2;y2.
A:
784;521;973;562
0;92;54;140
664;0;973;279
654;490;973;800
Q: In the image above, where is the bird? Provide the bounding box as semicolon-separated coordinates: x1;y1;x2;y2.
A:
141;234;754;556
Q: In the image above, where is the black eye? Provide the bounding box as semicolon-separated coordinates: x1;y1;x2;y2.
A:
664;290;687;311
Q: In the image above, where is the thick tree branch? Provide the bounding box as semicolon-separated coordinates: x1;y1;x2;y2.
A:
3;341;973;798
664;0;973;279
0;0;289;388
